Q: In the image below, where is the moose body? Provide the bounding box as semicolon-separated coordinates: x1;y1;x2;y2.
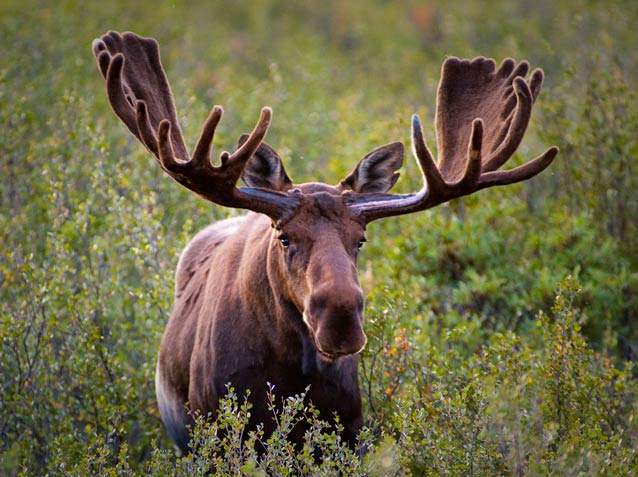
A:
155;196;367;451
93;31;558;453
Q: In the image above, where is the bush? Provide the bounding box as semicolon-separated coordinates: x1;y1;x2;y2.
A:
2;0;638;474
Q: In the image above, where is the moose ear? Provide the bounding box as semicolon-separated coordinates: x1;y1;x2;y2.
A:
238;134;293;192
340;142;404;194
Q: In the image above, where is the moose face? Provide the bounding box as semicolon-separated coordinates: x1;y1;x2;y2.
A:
271;184;368;361
239;139;405;361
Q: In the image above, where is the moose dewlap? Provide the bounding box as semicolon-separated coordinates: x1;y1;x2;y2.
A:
93;30;557;453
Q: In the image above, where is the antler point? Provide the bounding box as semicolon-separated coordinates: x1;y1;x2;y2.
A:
110;53;124;68
91;38;104;53
513;77;531;96
261;106;273;120
158;119;171;135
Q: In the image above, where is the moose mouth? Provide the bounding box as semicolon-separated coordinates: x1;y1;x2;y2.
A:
309;330;342;362
302;311;366;362
314;333;366;363
316;347;343;362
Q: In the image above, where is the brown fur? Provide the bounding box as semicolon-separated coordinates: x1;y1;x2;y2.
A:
93;31;558;453
157;185;367;451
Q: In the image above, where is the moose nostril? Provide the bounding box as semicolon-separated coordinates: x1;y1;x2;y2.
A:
308;295;327;318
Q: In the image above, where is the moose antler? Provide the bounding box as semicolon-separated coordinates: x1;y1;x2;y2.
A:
346;57;558;222
92;31;299;219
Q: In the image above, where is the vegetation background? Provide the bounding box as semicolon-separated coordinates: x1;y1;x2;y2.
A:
2;0;637;475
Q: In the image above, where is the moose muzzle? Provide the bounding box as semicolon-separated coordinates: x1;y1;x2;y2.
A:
305;284;367;359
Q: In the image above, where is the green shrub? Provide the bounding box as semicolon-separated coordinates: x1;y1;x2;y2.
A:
2;0;638;474
360;277;638;476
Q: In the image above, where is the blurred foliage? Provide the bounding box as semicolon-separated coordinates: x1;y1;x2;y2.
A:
1;0;637;474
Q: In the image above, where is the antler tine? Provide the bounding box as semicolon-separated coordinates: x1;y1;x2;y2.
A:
478;146;559;189
191;105;224;168
220;107;272;176
529;68;544;101
411;114;445;196
104;53;139;141
157;119;183;173
451;118;484;193
346;56;558;223
93;31;300;220
149;103;224;173
135;100;159;157
92;38;110;79
483;77;534;172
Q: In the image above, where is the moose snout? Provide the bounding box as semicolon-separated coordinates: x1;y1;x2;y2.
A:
305;286;367;358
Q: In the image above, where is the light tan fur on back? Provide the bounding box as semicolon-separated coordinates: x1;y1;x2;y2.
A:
175;216;245;296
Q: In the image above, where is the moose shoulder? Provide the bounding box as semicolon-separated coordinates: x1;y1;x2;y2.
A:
92;31;558;453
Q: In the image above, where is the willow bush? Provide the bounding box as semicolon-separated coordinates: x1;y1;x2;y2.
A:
2;0;637;475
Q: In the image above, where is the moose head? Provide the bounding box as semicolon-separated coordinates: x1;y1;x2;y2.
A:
93;31;557;453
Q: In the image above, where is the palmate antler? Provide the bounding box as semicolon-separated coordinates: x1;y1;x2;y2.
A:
92;31;299;219
346;57;559;222
94;32;557;224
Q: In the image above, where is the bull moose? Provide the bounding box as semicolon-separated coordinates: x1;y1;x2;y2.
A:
92;31;557;453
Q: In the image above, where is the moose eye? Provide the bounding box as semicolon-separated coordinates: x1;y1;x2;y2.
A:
278;234;291;247
357;238;367;250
